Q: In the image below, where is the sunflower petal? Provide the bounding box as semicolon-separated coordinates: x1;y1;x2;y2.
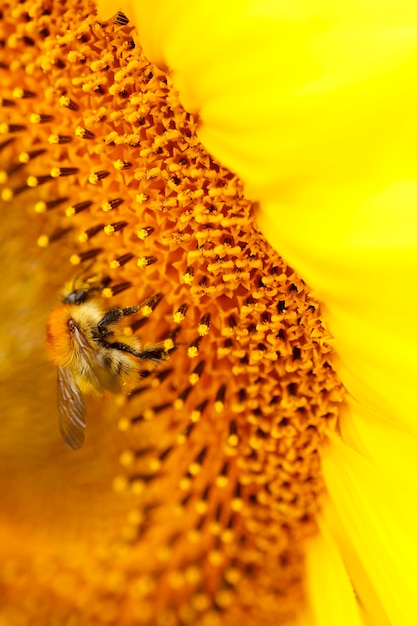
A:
323;413;417;626
303;519;364;626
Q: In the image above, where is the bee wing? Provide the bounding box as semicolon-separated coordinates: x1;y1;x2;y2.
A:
57;367;86;450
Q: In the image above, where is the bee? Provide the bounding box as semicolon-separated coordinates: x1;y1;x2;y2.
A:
46;276;166;450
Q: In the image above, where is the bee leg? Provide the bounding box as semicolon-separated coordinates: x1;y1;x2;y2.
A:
97;306;140;336
97;308;123;335
137;346;167;362
105;340;142;357
121;305;139;317
106;341;166;363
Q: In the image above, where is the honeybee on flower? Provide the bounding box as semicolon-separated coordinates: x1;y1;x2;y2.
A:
46;275;167;450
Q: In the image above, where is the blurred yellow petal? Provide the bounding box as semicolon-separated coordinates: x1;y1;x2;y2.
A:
316;498;392;626
303;517;363;626
324;418;417;626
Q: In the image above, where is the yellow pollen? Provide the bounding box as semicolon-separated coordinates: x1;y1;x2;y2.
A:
133;575;156;597
190;410;201;422
198;323;210;336
231;498;244;513
1;188;13;201
140;305;153;317
227;434;239;447
114;159;128;170
37;235;49;248
148;458;161;472
215;476;229;489
195;501;208;515
163;338;174;351
12;87;25;98
220;529;234;544
208;550;224;567
136;226;151;238
183;272;194;285
187;462;201;477
179;478;192;491
75;126;89;139
184;566;201;585
208;521;221;536
26;176;39;187
143;409;155;421
119;450;135;467
34;202;47;214
112;476;128;494
59;95;71;107
131;480;146;495
187;529;201;544
118;418;130;432
224;567;241;585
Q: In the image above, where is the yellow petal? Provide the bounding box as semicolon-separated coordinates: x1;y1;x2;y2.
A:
303;518;364;626
323;415;417;626
317;498;392;626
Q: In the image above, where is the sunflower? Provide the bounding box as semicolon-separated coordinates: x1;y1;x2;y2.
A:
1;1;416;625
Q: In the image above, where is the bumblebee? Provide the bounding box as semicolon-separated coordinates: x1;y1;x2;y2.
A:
46;278;166;450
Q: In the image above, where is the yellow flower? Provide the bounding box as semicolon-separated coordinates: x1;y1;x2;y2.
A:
96;1;417;625
2;1;415;626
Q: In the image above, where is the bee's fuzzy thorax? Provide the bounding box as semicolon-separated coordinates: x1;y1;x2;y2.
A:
46;305;76;368
46;300;103;368
65;300;105;331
